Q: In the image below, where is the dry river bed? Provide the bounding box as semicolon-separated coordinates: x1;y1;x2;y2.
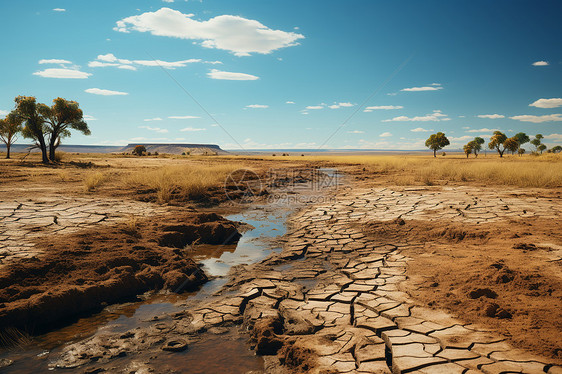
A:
1;181;561;373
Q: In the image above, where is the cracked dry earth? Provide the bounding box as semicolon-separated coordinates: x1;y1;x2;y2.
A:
53;186;562;374
0;197;167;267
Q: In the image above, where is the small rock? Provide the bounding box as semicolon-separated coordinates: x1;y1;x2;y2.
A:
468;288;497;299
161;339;188;352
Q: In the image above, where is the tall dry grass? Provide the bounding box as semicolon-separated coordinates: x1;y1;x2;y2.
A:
83;171;108;192
126;163;243;203
263;154;562;188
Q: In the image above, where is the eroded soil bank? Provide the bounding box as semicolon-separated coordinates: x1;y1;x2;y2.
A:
0;211;240;334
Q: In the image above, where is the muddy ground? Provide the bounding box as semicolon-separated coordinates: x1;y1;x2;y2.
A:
0;155;561;373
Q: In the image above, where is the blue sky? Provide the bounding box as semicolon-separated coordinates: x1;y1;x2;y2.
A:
0;0;561;150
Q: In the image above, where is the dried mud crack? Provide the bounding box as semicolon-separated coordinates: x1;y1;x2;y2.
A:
3;185;562;374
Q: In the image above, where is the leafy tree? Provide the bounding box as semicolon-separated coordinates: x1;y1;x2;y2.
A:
530;134;543;153
488;131;508;157
470;137;485;157
38;97;90;161
463;143;473;158
517;148;526;156
0;111;23;159
504;137;519;155
133;145;146;156
552;145;562;153
538;144;547;154
513;132;530;146
15;96;49;163
425;132;450;157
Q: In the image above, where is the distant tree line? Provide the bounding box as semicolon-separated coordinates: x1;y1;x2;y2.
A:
0;96;90;162
425;131;561;157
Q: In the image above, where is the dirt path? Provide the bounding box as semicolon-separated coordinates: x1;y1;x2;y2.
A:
44;185;561;373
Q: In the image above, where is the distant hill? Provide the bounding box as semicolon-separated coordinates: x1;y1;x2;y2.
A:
120;143;228;155
0;143;228;155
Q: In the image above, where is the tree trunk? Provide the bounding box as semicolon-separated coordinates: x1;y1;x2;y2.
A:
38;137;49;164
5;144;10;159
433;149;436;158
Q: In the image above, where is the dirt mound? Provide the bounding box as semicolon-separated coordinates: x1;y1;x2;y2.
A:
0;211;241;336
383;217;562;361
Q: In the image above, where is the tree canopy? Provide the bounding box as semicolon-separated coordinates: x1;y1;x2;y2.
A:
488;131;508;157
0;111;23;159
425;132;450;157
504;137;519;154
15;96;49;163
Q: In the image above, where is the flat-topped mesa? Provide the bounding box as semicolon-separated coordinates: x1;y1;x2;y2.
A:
120;143;229;155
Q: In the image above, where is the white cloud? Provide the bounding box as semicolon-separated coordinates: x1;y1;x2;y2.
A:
510;114;562;123
114;7;304;56
53;8;66;12
168;115;200;119
0;110;9;116
383;110;449;122
379;132;392;137
144;117;163;121
529;98;562;109
401;84;443;92
180;127;206;132
467;128;498;133
532;61;549;66
39;59;72;65
89;53;218;70
83;115;97;121
246;104;268;109
347;130;364;134
207;69;259;80
544;133;562;141
365;105;403;110
139;125;168;133
162;0;174;2
33;68;91;79
286;101;295;104
477;114;505;119
410;127;431;132
450;135;473;141
306;105;324;110
85;88;128;96
328;102;355;109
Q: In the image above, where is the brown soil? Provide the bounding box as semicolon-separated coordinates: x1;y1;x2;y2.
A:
363;217;562;361
0;211;241;336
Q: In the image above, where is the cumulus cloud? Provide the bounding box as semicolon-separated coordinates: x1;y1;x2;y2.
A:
139;125;168;133
532;61;549;66
410;127;431;132
383;110;449;122
401;83;443;92
477;114;505;119
85;88;128;96
450;135;474;141
39;59;72;65
33;68;91;79
114;8;304;56
286;101;295;104
180;127;206;132
529;98;562;109
467;128;498;133
379;132;392;137
53;8;66;12
364;105;403;110
246;104;268;109
207;69;259;80
168;115;200;119
328;102;354;109
304;105;323;110
510;114;562;123
544;133;562;141
89;53;220;70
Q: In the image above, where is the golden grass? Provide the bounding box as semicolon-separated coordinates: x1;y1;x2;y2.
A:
125;163;243;203
83;171;108;192
254;153;562;188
